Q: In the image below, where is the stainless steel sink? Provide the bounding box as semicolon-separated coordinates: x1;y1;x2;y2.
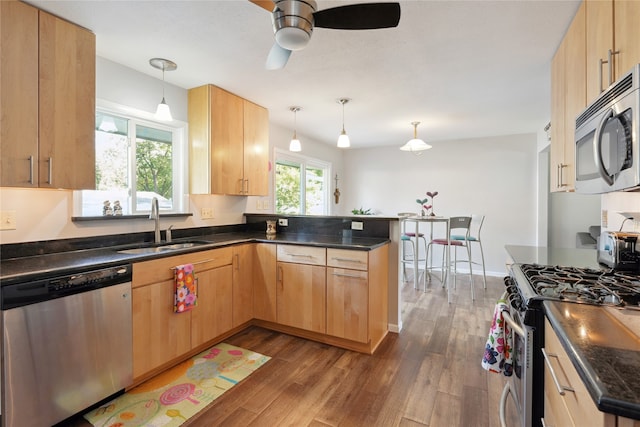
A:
116;241;209;255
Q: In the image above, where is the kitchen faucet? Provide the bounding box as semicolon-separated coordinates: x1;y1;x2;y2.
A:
150;197;161;244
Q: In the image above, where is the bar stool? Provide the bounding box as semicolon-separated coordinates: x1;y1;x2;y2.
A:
426;216;475;300
451;214;486;289
398;213;428;288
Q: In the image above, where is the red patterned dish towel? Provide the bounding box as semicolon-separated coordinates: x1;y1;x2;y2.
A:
174;263;197;313
481;298;513;376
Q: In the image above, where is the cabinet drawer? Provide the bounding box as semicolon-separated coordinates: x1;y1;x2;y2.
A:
277;245;326;266
327;248;368;271
133;247;233;288
544;319;610;427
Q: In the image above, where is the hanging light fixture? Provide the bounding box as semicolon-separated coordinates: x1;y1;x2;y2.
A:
337;98;351;148
149;58;177;122
400;121;432;154
289;106;302;152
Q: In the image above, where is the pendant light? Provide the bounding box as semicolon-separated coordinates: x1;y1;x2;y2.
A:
289;106;302;152
149;58;177;122
400;121;432;154
337;98;351;148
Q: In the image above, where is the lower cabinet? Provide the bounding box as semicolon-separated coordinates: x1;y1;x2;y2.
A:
232;243;254;327
276;261;327;333
543;318;616;427
253;243;277;322
326;267;368;342
131;247;233;382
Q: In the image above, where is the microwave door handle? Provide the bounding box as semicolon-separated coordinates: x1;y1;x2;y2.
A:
593;107;615;186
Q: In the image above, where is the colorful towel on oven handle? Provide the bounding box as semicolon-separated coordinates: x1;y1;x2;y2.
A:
481;297;513;376
174;263;198;313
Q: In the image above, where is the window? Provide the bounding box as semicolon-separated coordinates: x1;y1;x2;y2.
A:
274;150;330;215
76;104;187;216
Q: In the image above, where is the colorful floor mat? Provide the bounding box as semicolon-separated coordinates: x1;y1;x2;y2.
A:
84;343;270;427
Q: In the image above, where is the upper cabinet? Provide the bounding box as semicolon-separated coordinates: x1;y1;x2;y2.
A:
585;0;640;102
0;2;96;189
550;2;585;192
188;84;269;196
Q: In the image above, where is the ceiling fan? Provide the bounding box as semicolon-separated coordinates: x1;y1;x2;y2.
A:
250;0;401;69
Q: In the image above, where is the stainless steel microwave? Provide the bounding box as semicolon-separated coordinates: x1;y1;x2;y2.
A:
574;64;640;194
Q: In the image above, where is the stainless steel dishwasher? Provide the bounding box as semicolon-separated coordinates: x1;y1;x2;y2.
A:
1;264;133;427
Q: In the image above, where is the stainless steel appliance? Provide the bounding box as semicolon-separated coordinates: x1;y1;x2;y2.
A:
574;63;640;194
597;230;640;270
1;264;133;427
500;263;640;427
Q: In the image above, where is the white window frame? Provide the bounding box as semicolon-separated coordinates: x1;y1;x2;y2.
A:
273;148;331;215
74;99;188;216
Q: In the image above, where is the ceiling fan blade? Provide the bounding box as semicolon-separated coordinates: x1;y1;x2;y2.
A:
266;42;292;70
312;2;400;30
249;0;275;12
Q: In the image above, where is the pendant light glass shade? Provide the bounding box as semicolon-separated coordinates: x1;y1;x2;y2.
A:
149;58;177;122
337;98;351;148
400;121;432;153
289;106;302;152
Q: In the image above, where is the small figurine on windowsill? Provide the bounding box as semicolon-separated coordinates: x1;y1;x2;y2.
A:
103;200;113;216
113;200;123;216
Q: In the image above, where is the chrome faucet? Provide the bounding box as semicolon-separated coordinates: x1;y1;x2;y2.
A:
150;197;161;244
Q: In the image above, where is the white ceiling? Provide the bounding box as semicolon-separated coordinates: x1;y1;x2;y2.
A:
27;0;581;149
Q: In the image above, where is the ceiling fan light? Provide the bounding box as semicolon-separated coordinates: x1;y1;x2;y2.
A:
154;98;173;121
275;27;311;51
337;130;350;148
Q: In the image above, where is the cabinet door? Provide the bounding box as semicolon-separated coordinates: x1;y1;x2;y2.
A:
327;267;368;343
132;280;192;379
254;243;277;322
191;264;233;349
243;100;269;196
550;40;566;193
586;0;613;100
211;86;244;195
233;243;254;327
277;262;326;333
613;0;640;81
0;1;39;187
39;11;95;189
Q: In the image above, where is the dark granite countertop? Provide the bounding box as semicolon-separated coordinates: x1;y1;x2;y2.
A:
544;301;640;420
0;231;389;285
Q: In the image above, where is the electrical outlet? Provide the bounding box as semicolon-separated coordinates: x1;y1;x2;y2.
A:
201;207;214;219
0;211;16;230
256;200;262;210
351;221;363;231
278;218;288;226
263;199;269;210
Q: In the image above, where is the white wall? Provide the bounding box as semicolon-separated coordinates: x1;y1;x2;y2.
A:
339;133;540;276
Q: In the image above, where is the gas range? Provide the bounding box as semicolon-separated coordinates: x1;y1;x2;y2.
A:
508;263;640;312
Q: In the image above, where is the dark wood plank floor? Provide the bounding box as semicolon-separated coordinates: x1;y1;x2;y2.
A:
64;272;519;427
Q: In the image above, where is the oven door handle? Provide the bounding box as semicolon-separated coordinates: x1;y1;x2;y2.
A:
498;381;510;427
541;347;575;396
502;311;525;339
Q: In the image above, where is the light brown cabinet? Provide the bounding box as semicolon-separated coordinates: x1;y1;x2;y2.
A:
550;2;585;192
585;0;640;101
543;318;616;427
253;243;277;322
188;84;269;196
0;2;95;189
232;243;254;327
276;245;327;333
131;248;233;382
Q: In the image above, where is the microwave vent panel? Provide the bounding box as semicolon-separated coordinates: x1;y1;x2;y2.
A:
576;71;634;128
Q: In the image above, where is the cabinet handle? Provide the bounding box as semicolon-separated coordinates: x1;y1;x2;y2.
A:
277;265;283;282
541;347;575;395
47;157;53;185
331;257;365;264
234;253;239;270
288;253;314;259
558;163;567;188
499;382;510;427
244;179;249;194
541;418;551;427
599;57;607;93
28;155;34;184
332;272;365;279
607;49;619;87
